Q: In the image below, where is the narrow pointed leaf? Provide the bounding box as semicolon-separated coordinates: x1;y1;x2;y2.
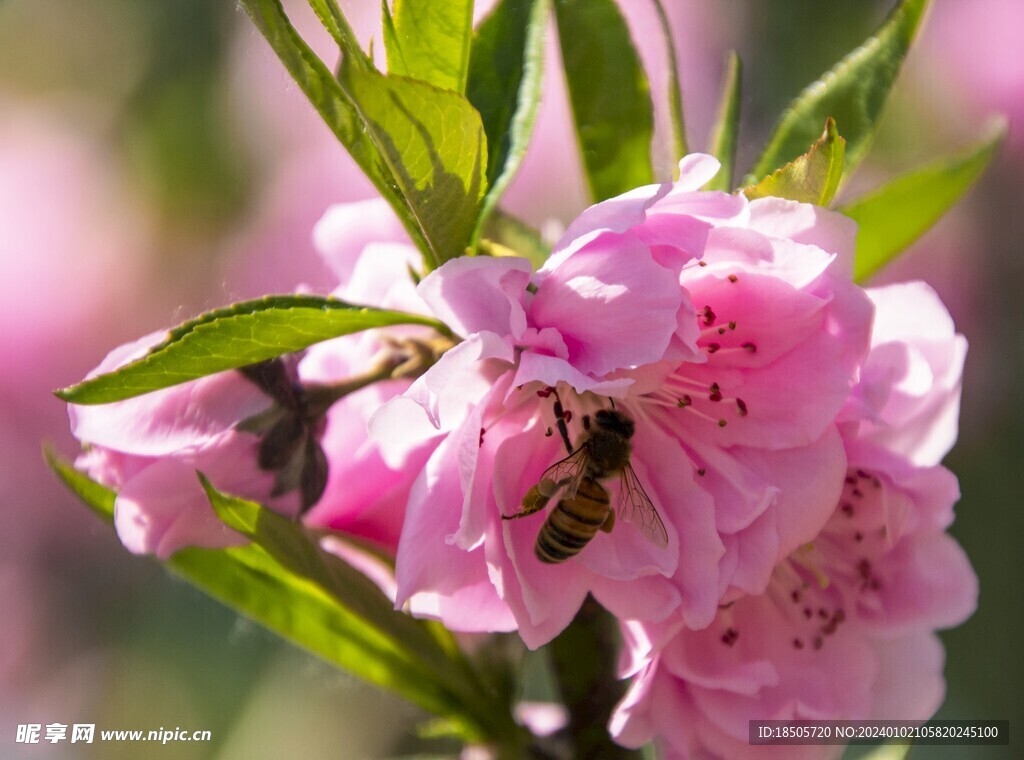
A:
46;451;510;742
845;120;1006;282
200;478;518;742
381;0;474;93
239;0;487;267
467;0;549;245
45;448;115;524
704;51;742;192
651;0;688;166
743;118;846;205
56;295;448;405
746;0;929;185
173;542;484;736
554;0;654;202
305;0;370;69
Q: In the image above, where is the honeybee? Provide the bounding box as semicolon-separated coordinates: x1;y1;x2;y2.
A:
503;398;668;564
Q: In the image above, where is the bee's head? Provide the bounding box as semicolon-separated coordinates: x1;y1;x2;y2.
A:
594;409;635;439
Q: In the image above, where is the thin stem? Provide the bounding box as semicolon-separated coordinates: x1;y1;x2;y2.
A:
549;596;643;759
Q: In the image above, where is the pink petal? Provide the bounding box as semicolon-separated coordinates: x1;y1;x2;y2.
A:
70;365;272;457
868;634;946;720
746;196;858;275
631;422;723;630
861;282;967;465
530;230;682;376
417;255;533;339
394;433;515;632
312;198;410;283
114;456;248;559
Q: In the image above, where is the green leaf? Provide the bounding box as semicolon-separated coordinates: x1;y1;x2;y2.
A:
199;478;520;743
703;51;742;192
381;0;474;93
481;210;550;270
239;0;487;267
554;0;654;202
56;295;447;405
745;0;929;185
467;0;549;245
339;60;489;263
305;0;370;69
845;119;1006;282
44;447;115;524
743;117;846;205
46;450;519;743
650;0;688;167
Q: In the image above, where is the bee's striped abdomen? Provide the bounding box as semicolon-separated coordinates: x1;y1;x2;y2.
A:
535;477;611;564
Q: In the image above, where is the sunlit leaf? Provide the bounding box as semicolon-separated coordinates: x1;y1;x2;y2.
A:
337;60;489;263
200;478;520;742
481;210;550;270
56;295;448;405
845;120;1006;282
554;0;654;202
46;451;516;742
305;0;370;68
703;51;742;192
239;0;487;267
467;0;549;244
745;0;929;185
44;447;114;524
743;118;845;205
382;0;474;93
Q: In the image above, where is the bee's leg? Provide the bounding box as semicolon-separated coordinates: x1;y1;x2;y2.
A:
550;389;574;455
599;509;616;533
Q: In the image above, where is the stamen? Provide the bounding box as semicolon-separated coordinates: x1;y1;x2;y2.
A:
702;305;716;326
728;274;739;283
791;544;831;589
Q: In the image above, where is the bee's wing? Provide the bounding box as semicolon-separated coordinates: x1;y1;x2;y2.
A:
507;445;590;518
542;444;590;501
617;463;669;549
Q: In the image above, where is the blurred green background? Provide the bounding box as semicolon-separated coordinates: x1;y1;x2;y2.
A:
0;1;1019;757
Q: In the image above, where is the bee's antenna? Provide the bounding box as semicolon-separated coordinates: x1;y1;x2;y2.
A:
608;396;617;410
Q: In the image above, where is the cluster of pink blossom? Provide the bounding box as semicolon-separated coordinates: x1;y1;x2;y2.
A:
610;284;975;758
71;198;423;559
69;154;975;755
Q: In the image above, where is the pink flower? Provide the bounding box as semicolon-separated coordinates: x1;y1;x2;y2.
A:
70;200;428;559
372;155;874;646
71;336;305;559
609;282;976;759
